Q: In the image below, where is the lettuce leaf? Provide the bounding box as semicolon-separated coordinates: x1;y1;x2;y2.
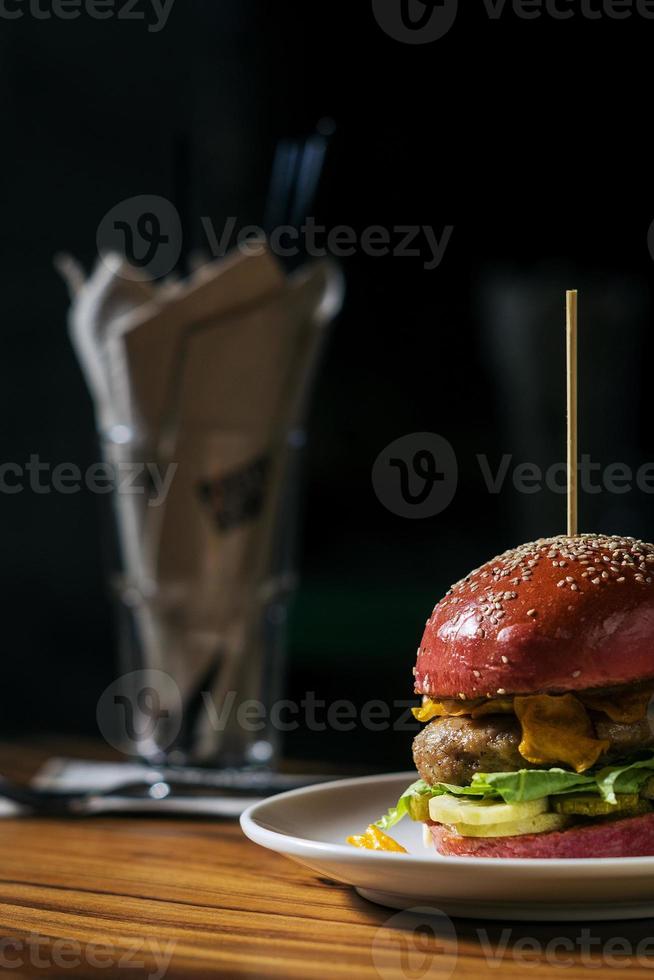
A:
375;779;432;830
377;753;654;827
595;757;654;804
467;768;594;802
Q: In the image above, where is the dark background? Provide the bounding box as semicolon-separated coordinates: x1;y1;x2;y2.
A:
1;0;652;768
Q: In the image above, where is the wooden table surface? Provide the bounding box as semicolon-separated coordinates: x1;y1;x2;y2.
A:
1;741;654;978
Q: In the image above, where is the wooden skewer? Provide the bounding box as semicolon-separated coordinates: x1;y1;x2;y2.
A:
566;289;578;537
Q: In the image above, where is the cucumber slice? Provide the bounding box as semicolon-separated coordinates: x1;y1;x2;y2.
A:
451;812;569;838
429;795;548;827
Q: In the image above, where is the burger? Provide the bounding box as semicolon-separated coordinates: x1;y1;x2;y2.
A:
363;534;654;858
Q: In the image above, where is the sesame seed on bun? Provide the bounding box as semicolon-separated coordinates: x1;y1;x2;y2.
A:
415;534;654;700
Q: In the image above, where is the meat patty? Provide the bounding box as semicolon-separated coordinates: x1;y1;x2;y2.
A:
413;714;654;787
593;717;654;758
412;715;532;786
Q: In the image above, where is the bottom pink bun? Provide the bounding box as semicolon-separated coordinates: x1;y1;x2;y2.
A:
428;813;654;859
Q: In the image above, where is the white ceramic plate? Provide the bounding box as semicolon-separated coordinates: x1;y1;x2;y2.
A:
240;771;654;921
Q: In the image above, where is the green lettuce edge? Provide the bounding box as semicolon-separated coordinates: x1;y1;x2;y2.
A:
375;754;654;830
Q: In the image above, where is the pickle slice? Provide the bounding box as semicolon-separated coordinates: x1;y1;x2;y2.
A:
552;793;650;818
641;776;654;800
407;795;432;822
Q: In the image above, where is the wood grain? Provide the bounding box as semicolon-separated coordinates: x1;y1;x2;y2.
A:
0;741;653;978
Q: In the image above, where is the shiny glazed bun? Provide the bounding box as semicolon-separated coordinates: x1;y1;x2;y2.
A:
414;535;654;700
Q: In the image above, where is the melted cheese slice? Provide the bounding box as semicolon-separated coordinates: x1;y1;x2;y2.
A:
412;697;513;722
413;686;641;773
346;825;407;853
514;694;610;773
579;686;653;723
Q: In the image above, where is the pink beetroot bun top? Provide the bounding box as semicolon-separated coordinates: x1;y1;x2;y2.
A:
414;534;654;700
